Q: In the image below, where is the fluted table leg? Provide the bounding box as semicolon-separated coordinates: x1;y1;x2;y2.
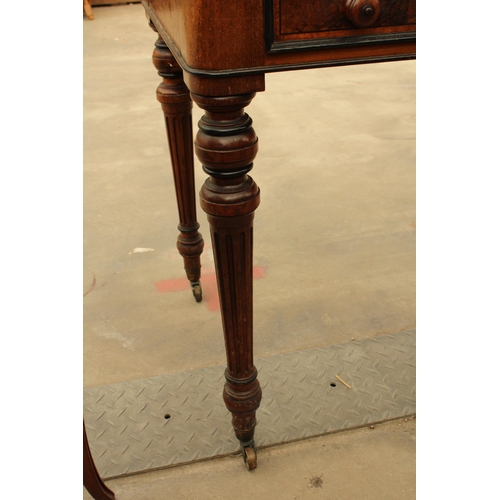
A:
193;92;262;469
150;24;204;301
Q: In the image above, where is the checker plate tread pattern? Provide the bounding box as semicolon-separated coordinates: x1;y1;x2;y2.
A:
84;330;415;478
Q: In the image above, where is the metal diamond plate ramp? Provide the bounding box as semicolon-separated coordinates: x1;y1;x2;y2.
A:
84;329;415;478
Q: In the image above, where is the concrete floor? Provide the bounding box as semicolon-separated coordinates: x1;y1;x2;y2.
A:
84;4;415;498
90;417;416;500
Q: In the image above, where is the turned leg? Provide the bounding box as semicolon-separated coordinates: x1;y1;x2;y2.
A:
150;24;204;301
83;0;94;20
84;422;115;500
193;93;262;470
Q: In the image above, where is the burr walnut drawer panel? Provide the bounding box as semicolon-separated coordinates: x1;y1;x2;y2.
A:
266;0;416;52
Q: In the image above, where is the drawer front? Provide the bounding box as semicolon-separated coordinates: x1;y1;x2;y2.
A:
266;0;416;52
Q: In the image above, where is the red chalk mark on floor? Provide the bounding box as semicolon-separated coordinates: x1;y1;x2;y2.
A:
155;277;190;293
156;266;267;312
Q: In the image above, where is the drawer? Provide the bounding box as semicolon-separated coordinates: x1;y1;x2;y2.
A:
265;0;416;52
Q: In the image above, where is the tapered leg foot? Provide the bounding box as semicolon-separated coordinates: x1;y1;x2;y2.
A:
83;0;94;20
193;92;262;467
150;24;204;300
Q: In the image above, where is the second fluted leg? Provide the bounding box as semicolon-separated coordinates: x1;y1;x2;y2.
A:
150;26;204;301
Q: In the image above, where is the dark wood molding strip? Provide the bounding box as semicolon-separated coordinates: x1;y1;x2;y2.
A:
268;31;416;53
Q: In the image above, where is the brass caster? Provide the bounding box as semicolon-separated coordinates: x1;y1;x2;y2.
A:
191;282;202;302
242;441;257;471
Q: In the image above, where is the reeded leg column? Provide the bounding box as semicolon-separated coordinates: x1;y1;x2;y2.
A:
83;0;94;20
193;93;262;470
150;24;204;301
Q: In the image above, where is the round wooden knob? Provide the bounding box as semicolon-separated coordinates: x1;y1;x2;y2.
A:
345;0;381;28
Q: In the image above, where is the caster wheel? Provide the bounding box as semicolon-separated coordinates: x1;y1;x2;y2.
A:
243;445;257;471
191;283;202;302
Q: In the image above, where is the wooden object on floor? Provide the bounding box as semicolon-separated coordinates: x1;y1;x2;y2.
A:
83;0;94;20
194;91;262;470
150;21;205;302
84;421;115;500
143;0;416;470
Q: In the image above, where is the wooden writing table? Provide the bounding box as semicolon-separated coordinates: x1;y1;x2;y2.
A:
142;0;415;470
